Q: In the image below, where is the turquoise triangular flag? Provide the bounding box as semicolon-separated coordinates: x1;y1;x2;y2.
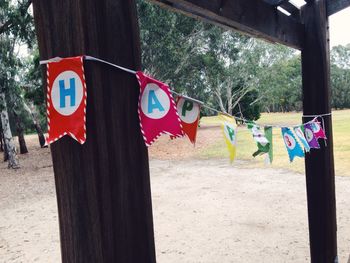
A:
294;125;310;152
281;127;305;162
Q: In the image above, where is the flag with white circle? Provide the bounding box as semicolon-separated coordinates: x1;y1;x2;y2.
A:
294;125;310;152
176;97;200;144
310;119;327;140
247;122;270;158
136;72;183;146
281;127;305;162
46;56;87;145
304;123;320;149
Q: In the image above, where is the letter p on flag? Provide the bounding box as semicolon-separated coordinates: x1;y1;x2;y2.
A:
46;56;87;145
137;72;183;146
176;96;201;144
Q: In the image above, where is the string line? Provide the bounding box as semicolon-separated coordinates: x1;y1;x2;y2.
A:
40;55;332;128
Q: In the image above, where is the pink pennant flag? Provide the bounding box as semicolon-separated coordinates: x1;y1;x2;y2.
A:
310;119;327;140
136;72;183;146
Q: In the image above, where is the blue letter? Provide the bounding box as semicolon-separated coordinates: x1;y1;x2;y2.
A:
148;90;164;113
59;78;76;108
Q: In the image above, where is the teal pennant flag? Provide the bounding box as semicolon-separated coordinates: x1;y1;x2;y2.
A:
281;127;305;162
294;125;310;152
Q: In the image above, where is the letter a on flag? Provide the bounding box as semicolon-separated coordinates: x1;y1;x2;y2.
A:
46;56;87;144
176;97;200;144
136;72;183;146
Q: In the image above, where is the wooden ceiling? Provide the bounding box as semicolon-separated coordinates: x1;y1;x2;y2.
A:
149;0;350;50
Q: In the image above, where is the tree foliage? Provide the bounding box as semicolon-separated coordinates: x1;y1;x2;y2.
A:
1;0;350;141
137;0;265;119
330;44;350;109
0;0;34;46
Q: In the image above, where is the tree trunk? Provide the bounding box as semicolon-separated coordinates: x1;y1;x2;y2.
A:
34;122;47;148
13;111;28;154
3;133;9;162
1;129;9;161
33;1;156;262
0;92;19;168
23;101;46;147
0;126;3;152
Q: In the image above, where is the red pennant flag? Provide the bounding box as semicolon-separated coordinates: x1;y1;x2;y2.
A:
136;72;183;146
310;119;327;140
46;56;87;145
176;96;200;144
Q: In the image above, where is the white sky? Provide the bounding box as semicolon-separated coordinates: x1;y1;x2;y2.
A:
329;7;350;47
290;0;350;47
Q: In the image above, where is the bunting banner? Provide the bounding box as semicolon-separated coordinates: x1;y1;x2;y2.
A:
40;55;329;164
304;123;320;149
294;125;310;152
176;96;201;144
264;126;273;164
136;71;183;146
221;118;238;163
310;119;327;140
46;56;87;145
281;127;305;162
247;122;270;157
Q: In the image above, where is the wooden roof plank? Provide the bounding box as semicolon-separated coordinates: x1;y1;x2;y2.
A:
263;0;287;6
149;0;304;50
327;0;350;16
279;2;301;20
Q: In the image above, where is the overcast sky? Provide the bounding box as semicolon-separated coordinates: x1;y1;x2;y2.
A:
290;0;350;47
329;7;350;47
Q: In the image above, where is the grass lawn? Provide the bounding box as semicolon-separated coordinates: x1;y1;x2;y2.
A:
199;109;350;176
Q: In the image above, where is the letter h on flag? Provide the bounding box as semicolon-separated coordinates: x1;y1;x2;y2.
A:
46;56;87;145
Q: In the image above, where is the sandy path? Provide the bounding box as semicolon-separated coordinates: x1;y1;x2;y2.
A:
1;135;350;262
152;159;350;263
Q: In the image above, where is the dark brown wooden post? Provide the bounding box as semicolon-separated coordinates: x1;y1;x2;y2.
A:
32;1;156;262
301;1;337;262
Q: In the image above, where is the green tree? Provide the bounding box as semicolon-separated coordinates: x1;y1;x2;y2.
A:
137;0;265;120
0;0;34;45
0;0;37;167
257;55;302;112
0;37;20;167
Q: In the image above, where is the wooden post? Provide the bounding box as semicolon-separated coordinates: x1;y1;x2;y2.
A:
32;1;156;262
301;1;337;262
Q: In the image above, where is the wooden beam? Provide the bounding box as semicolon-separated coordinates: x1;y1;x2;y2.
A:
149;0;304;49
301;1;338;262
32;0;156;262
327;0;350;16
279;2;301;20
263;0;287;5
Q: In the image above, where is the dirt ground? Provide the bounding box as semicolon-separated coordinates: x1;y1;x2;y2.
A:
1;131;350;263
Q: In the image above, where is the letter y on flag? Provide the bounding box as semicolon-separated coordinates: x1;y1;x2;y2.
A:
137;72;183;146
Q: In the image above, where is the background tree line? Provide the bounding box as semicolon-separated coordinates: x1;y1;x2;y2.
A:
1;0;350;168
